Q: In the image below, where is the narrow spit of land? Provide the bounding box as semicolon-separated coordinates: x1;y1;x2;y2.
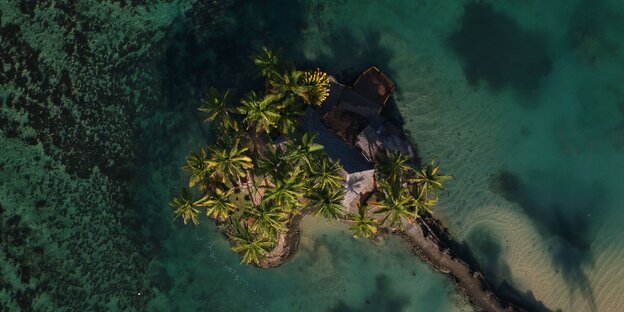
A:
401;220;508;312
261;213;519;312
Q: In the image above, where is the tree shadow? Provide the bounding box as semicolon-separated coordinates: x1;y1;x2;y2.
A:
329;274;411;312
489;170;600;311
448;2;552;103
299;29;397;86
465;225;558;312
465;225;512;284
160;0;311;110
135;0;311;293
345;175;365;193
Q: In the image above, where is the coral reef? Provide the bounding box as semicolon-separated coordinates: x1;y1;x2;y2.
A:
0;0;197;310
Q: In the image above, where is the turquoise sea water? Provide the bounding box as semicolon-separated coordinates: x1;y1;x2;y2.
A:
2;0;624;311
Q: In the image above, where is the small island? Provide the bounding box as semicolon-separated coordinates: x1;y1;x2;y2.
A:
170;48;524;312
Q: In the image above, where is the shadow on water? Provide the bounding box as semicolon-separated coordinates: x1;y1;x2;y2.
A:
161;0;311;107
448;2;552;101
301;30;396;86
329;274;410;312
133;0;311;306
462;225;557;312
466;226;512;283
489;170;601;311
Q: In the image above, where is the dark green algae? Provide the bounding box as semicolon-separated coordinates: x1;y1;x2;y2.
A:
0;0;254;310
0;0;326;309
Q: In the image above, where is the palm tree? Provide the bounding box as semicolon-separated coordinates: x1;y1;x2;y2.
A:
183;148;210;188
263;173;305;212
311;157;345;192
227;219;274;265
268;70;303;98
275;97;302;135
299;69;330;106
249;200;289;239
412;160;452;200
195;187;236;221
257;146;291;181
268;69;330;106
285;132;324;172
253;47;282;78
170;188;200;225
413;192;436;217
206;137;254;184
198;87;239;132
376;150;413;184
374;183;416;228
238;91;281;134
349;204;378;238
308;188;345;221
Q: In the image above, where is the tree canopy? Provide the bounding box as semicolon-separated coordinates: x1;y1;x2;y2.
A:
171;47;339;265
171;47;451;265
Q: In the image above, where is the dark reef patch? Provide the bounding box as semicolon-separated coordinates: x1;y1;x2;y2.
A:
0;6;135;180
490;170;600;310
449;2;552;97
566;0;622;65
329;274;410;312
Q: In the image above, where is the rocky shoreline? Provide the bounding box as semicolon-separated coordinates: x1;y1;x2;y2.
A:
399;219;514;312
257;210;305;269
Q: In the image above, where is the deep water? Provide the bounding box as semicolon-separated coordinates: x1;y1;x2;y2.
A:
2;0;624;311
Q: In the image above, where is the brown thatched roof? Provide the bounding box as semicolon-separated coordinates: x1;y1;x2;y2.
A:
321;106;369;145
353;66;396;107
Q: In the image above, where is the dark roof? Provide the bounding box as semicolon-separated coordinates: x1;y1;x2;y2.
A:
298;108;373;174
353;66;396;106
306;68;403;169
321;106;369;145
334;88;382;122
317;78;345;117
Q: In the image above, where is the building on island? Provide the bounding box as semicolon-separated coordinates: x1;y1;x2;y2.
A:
298;66;412;214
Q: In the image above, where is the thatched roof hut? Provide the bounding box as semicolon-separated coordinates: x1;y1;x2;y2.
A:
329;88;383;123
353;66;396;107
297;67;405;210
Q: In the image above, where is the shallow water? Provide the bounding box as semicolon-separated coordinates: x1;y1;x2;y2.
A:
2;0;624;311
290;1;624;311
150;217;470;311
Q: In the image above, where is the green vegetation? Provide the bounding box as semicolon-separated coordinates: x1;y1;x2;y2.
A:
349;205;378;239
170;48;338;265
370;154;452;231
413;160;452;200
171;48;451;265
170;188;200;225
